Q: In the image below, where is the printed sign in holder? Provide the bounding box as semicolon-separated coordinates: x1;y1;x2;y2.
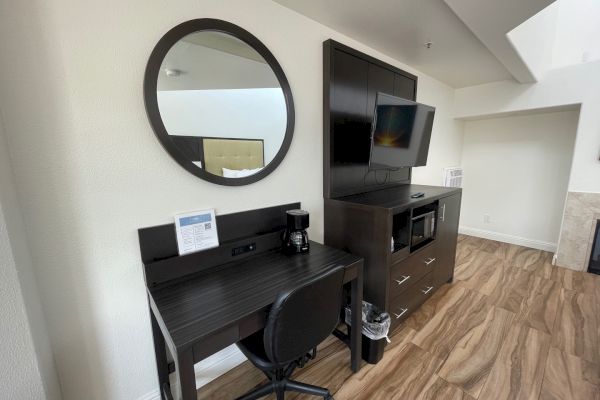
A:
174;209;219;255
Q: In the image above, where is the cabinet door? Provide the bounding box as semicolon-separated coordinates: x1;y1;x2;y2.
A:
394;74;416;100
367;63;395;121
331;49;370;164
435;193;461;285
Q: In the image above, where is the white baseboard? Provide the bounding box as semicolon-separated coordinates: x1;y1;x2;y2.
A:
459;226;557;252
138;345;247;400
193;345;247;388
138;389;161;400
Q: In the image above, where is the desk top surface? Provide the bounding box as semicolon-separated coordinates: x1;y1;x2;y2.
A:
148;241;362;351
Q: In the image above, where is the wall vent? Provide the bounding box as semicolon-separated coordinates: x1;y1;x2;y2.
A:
443;167;463;188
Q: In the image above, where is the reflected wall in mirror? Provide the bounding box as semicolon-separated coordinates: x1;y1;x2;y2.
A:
144;19;295;186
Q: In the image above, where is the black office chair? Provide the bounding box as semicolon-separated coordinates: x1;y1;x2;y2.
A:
235;266;345;400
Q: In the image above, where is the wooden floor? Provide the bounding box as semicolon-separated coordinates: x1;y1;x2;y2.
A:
199;236;600;400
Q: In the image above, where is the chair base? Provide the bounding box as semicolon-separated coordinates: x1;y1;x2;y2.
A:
235;379;333;400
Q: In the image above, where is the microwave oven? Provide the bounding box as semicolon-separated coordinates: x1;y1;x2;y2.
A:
411;209;436;249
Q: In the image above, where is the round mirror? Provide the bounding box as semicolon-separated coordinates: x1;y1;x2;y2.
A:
144;19;295;185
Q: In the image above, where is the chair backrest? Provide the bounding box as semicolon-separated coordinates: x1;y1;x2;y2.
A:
263;266;345;366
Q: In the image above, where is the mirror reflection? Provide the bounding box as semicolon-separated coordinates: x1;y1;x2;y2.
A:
156;31;287;178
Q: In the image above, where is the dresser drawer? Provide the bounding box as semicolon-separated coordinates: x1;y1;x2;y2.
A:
389;243;437;298
389;272;435;329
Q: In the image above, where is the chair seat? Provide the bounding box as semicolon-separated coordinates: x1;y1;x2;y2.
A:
236;330;276;371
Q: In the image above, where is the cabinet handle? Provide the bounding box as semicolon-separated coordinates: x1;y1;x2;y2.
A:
394;275;411;285
440;204;446;222
424;257;436;266
393;308;408;319
421;286;434;295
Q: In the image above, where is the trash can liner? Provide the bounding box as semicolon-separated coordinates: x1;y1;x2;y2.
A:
345;301;391;343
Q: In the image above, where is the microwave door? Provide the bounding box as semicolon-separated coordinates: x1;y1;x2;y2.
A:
411;211;436;247
412;221;424;245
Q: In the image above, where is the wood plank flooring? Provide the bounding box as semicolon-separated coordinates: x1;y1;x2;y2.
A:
199;236;600;400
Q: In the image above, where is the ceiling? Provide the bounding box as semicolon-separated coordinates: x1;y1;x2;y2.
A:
445;0;555;83
182;31;267;64
273;0;513;87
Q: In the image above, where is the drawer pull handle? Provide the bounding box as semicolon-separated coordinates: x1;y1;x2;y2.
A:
395;275;411;285
393;308;408;319
424;257;436;266
421;286;434;295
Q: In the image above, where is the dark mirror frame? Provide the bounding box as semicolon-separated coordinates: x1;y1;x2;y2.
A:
144;19;295;186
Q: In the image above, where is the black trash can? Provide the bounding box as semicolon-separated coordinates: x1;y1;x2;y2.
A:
361;335;387;364
345;301;391;364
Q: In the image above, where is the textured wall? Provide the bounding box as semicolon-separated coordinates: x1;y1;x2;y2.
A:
454;60;600;193
460;110;578;250
0;207;47;400
0;0;463;399
0;119;51;399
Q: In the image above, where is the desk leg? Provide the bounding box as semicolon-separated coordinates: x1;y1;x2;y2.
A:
350;263;363;372
175;350;196;400
150;304;170;399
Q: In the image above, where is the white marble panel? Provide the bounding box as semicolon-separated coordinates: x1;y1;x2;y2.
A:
557;192;600;271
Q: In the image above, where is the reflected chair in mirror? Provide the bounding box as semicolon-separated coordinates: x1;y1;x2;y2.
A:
235;267;345;400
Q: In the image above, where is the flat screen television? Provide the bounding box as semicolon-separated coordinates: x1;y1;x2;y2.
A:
369;92;435;169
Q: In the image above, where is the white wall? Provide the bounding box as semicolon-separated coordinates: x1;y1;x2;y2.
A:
455;57;600;269
0;0;463;399
0;114;61;399
413;81;465;185
508;0;600;75
0;203;47;400
454;60;600;193
507;2;558;80
459;110;578;250
552;0;600;68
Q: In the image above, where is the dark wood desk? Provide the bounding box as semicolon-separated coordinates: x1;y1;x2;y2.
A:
139;204;364;400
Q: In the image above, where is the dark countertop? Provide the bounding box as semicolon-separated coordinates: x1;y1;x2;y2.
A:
148;241;362;350
331;184;461;213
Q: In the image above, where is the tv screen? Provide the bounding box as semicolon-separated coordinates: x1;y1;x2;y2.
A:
369;93;435;169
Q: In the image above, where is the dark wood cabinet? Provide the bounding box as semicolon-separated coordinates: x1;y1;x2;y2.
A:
323;198;390;309
435;192;462;286
330;50;370;166
324;185;461;332
389;271;434;326
324;40;416;199
367;63;396;121
322;40;462;339
394;73;416;99
390;242;437;299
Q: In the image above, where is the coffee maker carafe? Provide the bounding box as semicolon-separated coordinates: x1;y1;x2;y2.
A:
283;209;309;254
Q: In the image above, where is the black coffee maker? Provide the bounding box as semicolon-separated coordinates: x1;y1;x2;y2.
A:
283;209;310;254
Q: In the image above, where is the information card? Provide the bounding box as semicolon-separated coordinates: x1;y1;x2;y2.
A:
174;209;219;255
